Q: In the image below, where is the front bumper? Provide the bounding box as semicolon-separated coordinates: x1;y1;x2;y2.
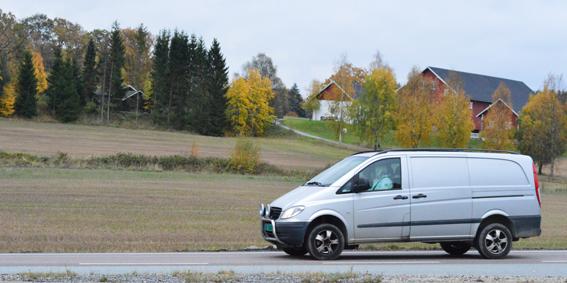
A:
260;218;309;247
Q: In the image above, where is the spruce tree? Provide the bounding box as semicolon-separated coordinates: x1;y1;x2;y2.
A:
47;47;64;115
82;38;97;106
287;83;305;117
206;38;229;136
109;21;125;112
55;59;81;122
190;37;210;134
14;51;38;118
168;31;190;129
151;31;170;125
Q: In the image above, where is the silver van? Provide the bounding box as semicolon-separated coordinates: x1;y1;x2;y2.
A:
260;149;541;260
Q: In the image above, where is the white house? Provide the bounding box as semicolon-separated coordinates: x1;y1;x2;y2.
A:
311;80;362;121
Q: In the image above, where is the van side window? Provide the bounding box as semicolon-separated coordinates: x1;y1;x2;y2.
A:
469;158;529;186
339;158;402;193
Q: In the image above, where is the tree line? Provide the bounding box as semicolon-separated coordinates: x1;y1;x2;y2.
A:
302;55;566;174
0;10;306;137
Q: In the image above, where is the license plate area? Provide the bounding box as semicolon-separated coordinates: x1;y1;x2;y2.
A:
264;222;273;232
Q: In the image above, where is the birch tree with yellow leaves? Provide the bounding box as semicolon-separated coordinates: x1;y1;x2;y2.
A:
226;77;252;136
435;73;474;148
518;77;567;175
350;67;397;149
225;69;274;136
0;81;16;117
395;67;437;148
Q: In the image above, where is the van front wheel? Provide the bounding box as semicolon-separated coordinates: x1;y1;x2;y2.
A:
440;242;471;256
306;223;344;260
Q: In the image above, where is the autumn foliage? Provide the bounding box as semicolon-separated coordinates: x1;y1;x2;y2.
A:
435;87;474;148
350;67;397;149
225;69;274;136
518;84;567;174
395;68;437;148
0;81;16;117
31;51;48;95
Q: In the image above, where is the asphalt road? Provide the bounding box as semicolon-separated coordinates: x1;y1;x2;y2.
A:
0;250;566;277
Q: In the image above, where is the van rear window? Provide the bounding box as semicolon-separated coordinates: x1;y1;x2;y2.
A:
469;158;529;186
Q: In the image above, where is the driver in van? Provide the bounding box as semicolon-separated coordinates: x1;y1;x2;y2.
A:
369;162;394;191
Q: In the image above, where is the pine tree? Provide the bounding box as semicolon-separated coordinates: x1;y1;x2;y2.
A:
287;83;305;117
14;51;38;118
206;38;229;136
151;31;170;125
168;31;190;129
82;38;97;106
109;21;125;112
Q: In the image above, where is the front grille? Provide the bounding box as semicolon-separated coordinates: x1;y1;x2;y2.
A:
269;206;282;220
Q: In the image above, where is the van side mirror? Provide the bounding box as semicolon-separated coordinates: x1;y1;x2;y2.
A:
353;176;370;193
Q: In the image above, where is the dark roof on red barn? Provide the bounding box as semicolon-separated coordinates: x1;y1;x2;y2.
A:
426;66;534;113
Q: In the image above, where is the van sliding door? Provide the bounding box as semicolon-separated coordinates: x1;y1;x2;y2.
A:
408;156;473;240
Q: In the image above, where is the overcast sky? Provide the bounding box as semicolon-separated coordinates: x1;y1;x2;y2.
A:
2;0;566;94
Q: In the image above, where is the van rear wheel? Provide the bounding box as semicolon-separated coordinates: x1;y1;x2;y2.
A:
440;242;471;256
306;223;344;260
282;247;308;257
476;223;512;259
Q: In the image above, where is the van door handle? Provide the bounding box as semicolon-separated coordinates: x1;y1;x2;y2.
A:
393;195;408;200
412;193;427;199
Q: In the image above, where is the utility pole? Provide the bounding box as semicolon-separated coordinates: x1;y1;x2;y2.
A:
107;61;113;123
100;57;107;123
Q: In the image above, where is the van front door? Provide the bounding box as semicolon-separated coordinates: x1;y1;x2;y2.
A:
408;156;473;240
341;157;410;241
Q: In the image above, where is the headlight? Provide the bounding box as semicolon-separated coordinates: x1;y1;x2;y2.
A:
259;203;265;217
280;206;305;219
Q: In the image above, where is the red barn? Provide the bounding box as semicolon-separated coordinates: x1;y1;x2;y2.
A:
420;67;534;134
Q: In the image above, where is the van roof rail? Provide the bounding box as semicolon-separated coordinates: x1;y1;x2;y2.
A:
352;148;520;155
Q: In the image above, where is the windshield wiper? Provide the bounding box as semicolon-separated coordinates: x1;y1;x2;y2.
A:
305;181;325;187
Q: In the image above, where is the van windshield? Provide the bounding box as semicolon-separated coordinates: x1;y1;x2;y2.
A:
305;156;369;187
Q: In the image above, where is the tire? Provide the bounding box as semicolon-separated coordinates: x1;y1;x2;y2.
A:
476;223;513;259
306;223;344;260
440;242;471;256
282;247;308;257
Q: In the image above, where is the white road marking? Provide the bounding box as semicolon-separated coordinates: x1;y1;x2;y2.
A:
323;261;440;265
541;260;567;263
79;262;208;266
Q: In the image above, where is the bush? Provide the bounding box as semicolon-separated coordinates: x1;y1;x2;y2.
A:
84;101;98;114
0;150;310;177
229;139;260;174
190;141;199;157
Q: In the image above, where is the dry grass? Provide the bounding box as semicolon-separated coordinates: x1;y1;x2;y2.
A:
0;167;566;252
0;118;351;170
517;190;567;249
0;167;302;252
